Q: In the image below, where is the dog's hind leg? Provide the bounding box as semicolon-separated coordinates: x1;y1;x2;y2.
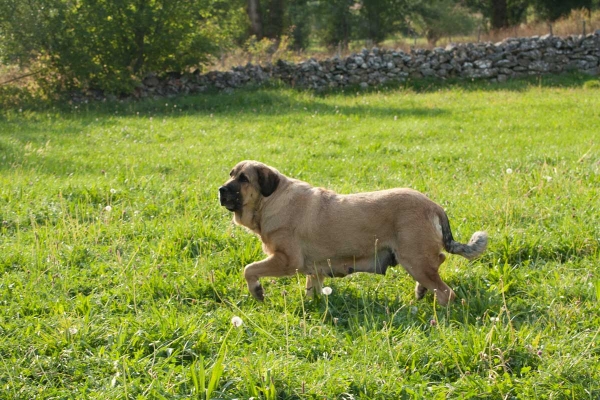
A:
395;250;454;306
414;253;446;300
305;274;324;298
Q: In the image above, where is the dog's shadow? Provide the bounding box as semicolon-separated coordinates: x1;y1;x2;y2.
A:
299;271;550;335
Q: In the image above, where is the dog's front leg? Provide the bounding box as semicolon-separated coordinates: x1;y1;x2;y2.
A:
243;252;298;301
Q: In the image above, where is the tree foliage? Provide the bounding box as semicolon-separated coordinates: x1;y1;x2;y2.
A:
464;0;529;29
530;0;593;21
357;0;409;45
314;0;357;49
0;0;246;93
410;0;478;45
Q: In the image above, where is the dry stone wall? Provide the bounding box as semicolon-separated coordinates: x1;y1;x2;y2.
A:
134;31;600;98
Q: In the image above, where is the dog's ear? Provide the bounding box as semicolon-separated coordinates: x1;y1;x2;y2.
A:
257;166;280;197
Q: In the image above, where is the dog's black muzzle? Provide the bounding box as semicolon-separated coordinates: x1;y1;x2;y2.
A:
218;185;241;212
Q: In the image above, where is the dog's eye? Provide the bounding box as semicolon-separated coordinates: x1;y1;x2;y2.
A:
238;174;249;183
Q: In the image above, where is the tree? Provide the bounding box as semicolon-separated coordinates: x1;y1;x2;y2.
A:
531;0;593;21
0;0;246;94
286;0;312;50
358;0;409;45
262;0;285;39
465;0;529;29
315;0;356;49
491;0;508;28
410;0;477;46
247;0;263;38
244;0;311;50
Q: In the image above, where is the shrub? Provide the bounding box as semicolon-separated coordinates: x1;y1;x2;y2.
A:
583;80;600;89
0;0;246;94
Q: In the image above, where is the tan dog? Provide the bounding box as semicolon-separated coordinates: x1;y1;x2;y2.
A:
219;160;487;305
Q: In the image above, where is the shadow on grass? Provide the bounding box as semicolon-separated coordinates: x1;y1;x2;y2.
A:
304;264;554;335
0;118;96;173
365;71;599;94
1;82;446;119
1;72;596;118
0;82;448;174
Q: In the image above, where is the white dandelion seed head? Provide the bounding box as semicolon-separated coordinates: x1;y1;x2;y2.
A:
231;316;243;327
104;205;112;212
506;168;513;174
410;306;418;315
321;286;333;296
110;188;117;194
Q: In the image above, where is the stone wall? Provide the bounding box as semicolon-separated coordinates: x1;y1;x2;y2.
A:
135;31;600;98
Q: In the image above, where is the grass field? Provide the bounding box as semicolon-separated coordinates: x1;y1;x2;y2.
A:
1;75;599;399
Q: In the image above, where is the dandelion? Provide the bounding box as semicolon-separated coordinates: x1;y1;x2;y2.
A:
321;286;332;295
231;316;243;327
110;188;117;194
104;205;112;212
506;168;513;174
410;306;418;315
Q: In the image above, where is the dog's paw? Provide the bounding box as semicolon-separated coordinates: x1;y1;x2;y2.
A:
251;283;265;301
415;282;427;300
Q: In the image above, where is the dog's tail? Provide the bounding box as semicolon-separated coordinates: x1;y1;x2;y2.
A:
438;211;487;260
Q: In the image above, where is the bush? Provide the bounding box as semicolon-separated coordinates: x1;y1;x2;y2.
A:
583;79;600;89
0;0;246;94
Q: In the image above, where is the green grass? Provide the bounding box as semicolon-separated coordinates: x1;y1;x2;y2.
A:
1;75;599;399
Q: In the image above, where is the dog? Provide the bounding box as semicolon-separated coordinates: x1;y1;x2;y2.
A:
219;160;487;305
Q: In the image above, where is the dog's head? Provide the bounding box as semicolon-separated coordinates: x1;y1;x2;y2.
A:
219;161;281;213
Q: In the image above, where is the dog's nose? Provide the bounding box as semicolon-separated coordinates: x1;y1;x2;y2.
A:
219;186;229;195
